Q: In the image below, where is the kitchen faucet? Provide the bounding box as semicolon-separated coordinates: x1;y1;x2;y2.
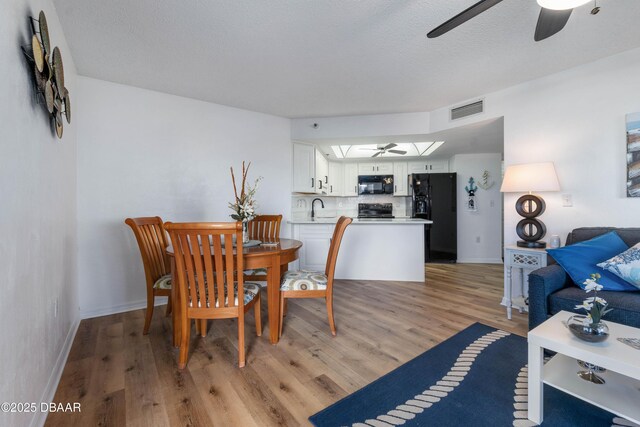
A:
311;198;324;219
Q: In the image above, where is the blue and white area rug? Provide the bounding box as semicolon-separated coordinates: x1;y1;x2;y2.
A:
309;323;638;427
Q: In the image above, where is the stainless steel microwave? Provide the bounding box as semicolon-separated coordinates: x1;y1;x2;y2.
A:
358;175;394;195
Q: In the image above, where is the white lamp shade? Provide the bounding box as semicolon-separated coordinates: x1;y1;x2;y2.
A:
536;0;590;10
500;162;560;193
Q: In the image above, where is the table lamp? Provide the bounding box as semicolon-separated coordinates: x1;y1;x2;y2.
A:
500;162;560;248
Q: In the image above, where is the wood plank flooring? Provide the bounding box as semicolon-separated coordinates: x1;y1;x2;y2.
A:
46;263;527;426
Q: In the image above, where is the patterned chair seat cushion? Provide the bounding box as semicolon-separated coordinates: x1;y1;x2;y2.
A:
280;270;328;291
153;274;172;290
189;282;260;308
243;268;268;276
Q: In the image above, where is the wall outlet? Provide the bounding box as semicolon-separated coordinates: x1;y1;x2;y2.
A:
338;202;343;208
476;236;481;243
489;200;495;208
561;194;573;207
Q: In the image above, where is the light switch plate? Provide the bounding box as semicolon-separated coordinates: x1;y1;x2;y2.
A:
561;194;573;207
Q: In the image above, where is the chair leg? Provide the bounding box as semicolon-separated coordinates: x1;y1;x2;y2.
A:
254;294;262;337
143;292;154;335
284;297;288;316
279;293;285;338
200;319;207;338
327;295;336;336
238;314;246;368
165;296;172;316
178;318;191;369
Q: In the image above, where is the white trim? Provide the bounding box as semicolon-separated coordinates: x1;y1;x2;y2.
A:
456;258;503;264
80;297;168;320
29;316;80;427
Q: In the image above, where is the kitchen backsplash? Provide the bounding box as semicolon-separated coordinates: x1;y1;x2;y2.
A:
291;195;411;219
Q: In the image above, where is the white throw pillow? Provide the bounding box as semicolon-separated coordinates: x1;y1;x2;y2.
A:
597;242;640;290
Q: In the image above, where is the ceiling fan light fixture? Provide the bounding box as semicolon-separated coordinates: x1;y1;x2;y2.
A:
536;0;590;10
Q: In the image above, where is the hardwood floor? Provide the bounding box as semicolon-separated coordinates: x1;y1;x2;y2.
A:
46;263;527;427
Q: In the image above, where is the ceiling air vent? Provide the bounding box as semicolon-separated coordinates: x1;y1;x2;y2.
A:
450;100;484;121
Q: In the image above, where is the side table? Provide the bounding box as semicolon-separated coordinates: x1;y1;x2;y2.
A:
503;245;548;319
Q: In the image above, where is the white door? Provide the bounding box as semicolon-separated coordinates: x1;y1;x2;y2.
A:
408;161;429;174
376;162;393;175
328;162;343;196
358;163;377;175
315;151;329;194
393;162;408;196
343;163;358;196
429;159;449;172
292;142;316;192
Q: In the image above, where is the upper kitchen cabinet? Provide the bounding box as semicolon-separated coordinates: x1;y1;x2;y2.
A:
328;162;343;196
292;142;316;193
315;150;329;195
408;159;450;174
393;162;408;196
343;163;358;196
358;162;394;175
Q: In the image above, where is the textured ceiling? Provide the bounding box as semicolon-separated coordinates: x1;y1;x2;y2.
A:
311;117;504;161
53;0;640;118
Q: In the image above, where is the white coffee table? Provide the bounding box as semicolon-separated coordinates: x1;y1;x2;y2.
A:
528;310;640;425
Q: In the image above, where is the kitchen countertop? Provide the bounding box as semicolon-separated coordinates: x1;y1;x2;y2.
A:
288;217;433;225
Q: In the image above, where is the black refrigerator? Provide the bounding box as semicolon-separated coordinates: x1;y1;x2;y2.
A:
411;173;457;263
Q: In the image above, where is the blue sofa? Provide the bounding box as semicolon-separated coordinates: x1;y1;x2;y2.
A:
528;227;640;330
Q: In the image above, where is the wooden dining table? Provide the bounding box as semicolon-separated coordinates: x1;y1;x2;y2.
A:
166;238;302;345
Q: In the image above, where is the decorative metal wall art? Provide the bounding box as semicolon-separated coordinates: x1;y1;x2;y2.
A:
477;170;495;190
627;113;640;197
21;11;70;139
465;177;478;211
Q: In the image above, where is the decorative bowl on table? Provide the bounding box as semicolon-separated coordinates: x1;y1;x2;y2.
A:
566;315;610;343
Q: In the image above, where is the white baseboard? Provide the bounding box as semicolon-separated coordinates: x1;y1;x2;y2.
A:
80;297;168;320
30;316;80;427
456;258;503;264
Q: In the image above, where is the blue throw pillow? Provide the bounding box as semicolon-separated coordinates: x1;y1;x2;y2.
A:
547;231;636;292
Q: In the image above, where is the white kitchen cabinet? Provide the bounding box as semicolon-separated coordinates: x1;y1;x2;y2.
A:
292;142;316;193
358;162;393;175
343;163;358;196
408;159;449;174
295;224;334;271
393;162;408;196
315;150;329;195
328;162;343;196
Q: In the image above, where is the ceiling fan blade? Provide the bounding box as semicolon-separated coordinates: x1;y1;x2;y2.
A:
383;143;398;150
359;148;381;151
372;151;382;158
427;0;504;38
388;150;407;155
534;7;572;42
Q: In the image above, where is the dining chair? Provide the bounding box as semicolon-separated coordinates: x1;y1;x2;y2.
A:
165;221;261;369
279;216;352;337
125;216;173;335
244;214;283;282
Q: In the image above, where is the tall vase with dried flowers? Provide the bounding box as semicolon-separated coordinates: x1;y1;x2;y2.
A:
229;161;261;243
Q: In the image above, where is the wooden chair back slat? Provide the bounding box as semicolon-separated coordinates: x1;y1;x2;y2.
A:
125;217;170;284
248;215;282;241
325;216;353;292
166;222;244;314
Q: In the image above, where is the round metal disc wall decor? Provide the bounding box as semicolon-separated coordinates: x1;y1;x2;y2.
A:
22;11;71;140
31;34;44;72
38;11;50;54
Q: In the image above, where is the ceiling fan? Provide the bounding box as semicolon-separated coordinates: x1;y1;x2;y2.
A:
362;143;408;158
427;0;597;42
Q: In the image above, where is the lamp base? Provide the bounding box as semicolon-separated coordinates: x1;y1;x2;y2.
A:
517;240;546;249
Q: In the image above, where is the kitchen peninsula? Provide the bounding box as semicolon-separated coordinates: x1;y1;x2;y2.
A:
289;217;431;282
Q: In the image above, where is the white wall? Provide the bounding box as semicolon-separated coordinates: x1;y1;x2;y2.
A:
76;77;291;317
0;2;78;427
451;153;503;263
430;47;640;245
